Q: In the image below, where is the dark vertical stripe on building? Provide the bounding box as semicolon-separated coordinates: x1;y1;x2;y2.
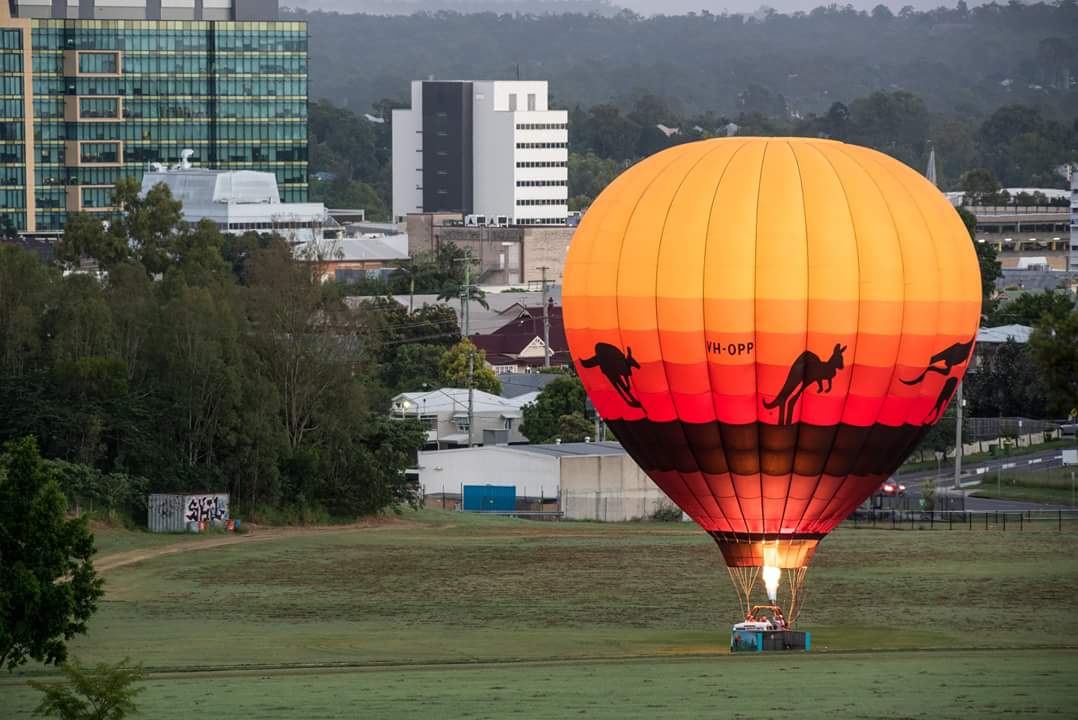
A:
194;0;203;20
421;81;473;215
79;0;94;20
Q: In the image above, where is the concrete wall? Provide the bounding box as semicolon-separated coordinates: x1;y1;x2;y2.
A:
559;454;670;522
522;226;572;284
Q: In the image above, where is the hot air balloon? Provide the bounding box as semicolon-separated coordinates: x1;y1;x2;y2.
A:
563;137;981;624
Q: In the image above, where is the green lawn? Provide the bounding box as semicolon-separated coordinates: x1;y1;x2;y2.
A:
4;510;1077;717
7;650;1074;719
972;466;1078;506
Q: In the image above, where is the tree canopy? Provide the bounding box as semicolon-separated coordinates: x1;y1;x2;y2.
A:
0;183;429;522
0;437;103;671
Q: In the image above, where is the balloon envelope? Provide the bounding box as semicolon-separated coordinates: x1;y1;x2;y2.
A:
563;137;981;566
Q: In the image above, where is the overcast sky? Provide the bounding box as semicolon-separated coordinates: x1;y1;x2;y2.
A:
290;0;983;16
616;0;972;13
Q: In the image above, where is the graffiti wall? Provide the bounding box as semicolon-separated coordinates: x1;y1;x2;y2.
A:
148;493;230;533
184;494;229;523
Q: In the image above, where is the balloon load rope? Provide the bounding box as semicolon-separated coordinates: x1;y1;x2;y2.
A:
726;565;761;619
725;564;810;627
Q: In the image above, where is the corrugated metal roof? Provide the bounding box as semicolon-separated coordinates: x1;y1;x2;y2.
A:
507;441;625;457
976;325;1033;343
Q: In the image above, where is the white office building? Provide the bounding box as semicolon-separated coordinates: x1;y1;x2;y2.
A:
392;80;569;226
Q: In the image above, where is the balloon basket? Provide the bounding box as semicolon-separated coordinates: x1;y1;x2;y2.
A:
731;629;810;653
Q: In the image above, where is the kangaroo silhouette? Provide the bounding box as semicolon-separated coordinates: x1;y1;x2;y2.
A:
901;338;974;385
763;343;847;425
924;376;959;423
579;343;643;409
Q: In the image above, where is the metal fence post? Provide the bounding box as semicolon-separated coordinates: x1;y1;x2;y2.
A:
1003;513;1006;532
1019;513;1023;532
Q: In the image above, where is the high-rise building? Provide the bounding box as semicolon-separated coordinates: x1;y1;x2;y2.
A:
0;0;307;236
392;80;568;226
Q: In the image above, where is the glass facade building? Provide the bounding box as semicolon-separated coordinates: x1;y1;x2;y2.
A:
1;3;306;234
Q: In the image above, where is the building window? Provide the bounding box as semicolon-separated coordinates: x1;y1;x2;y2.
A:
516;180;567;187
78;52;120;75
516;199;565;206
516;161;567;168
80;142;121;164
79;97;120;119
509;94;517;112
527;93;536;111
515;123;567;130
515;142;567;149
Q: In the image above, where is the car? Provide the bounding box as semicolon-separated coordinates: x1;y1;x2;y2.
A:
880;480;907;496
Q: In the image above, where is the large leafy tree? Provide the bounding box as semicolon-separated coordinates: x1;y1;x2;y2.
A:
439;339;500;395
1029;309;1078;417
520;375;588;444
0;437;102;670
990;289;1076;327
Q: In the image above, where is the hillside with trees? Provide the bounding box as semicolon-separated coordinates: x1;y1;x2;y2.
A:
292;3;1078;119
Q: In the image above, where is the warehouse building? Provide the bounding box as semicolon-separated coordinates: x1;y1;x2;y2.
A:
416;442;671;521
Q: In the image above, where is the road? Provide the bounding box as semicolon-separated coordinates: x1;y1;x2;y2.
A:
891;447;1074;512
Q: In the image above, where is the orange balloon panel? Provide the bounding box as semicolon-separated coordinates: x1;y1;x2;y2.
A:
564;138;981;561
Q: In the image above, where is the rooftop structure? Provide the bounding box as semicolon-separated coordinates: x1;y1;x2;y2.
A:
392;80;568;226
141;159;327;244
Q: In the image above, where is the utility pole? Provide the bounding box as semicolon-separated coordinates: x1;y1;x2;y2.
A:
467;350;475;447
539;265;551;368
925;147;963;493
954;382;964;490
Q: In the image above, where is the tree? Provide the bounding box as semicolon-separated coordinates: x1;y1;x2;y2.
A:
964;340;1048;418
955;206;1001;314
383;342;445;392
990;289;1076;326
520;375;587;443
0;437;102;670
53;212;128;271
439;339;500;394
1029;309;1078;417
958;168;1002;203
29;656;144;720
558;412;593;443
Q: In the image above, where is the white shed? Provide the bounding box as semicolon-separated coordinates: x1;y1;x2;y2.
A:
417;442;671;521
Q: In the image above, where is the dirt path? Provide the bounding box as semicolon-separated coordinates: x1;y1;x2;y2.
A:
93;520;413;574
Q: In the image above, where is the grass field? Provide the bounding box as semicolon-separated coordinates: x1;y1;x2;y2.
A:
4;510;1078;717
972;466;1078;506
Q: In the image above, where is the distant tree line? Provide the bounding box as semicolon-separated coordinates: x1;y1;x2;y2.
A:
309;90;1077;215
293;3;1078;122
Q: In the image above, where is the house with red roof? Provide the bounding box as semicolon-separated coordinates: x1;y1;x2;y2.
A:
471;299;572;373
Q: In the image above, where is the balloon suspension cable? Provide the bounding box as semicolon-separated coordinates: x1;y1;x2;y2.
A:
783;567;809;627
726;566;761;619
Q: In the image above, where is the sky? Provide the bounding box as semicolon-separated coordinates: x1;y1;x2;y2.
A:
289;0;984;16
